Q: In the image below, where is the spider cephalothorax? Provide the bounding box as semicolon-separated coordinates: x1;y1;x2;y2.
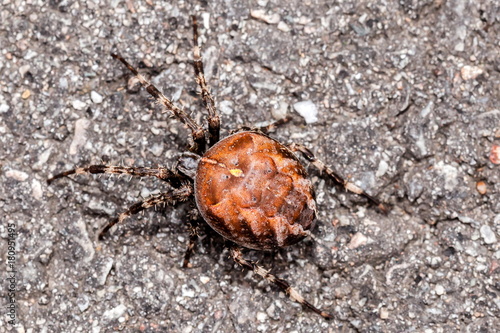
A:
49;16;386;321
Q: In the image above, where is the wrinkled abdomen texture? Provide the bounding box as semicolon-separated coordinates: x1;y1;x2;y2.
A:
195;132;316;250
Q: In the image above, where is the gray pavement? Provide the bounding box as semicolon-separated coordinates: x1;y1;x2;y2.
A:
1;0;499;332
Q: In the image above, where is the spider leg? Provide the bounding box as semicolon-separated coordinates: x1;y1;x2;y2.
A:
256;116;292;134
230;247;334;320
182;223;199;268
230;116;292;135
111;53;206;155
191;15;220;146
48;165;187;188
99;184;193;240
289;143;388;213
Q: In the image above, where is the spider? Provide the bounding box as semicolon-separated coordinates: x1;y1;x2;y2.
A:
48;16;387;320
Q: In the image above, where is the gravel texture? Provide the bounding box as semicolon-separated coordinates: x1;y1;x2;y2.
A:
1;0;499;332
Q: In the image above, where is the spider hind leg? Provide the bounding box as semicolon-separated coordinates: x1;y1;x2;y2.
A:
230;247;334;320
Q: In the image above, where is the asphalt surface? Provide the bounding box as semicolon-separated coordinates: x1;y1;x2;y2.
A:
1;0;499;332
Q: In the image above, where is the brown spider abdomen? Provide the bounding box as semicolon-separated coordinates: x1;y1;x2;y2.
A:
194;131;316;250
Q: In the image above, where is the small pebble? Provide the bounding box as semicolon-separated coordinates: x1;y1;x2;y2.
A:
19;64;31;77
480;225;497;244
72;100;87;110
489;145;500;164
200;276;210;284
77;294;90;312
476;263;488;272
97;258;114;286
38;294;50;305
266;303;276;318
277;21;291;32
293;100;318;124
376;160;389;177
380;307;389;319
256;311;267;322
458;215;477;225
141;113;152;122
214;310;224;320
348;232;369;249
476;181;487;195
181;284;195;298
454;42;465;52
460;65;484;80
32;179;43;201
250;9;280;24
271;101;288;120
149;142;164;157
33;147;52;171
141;187;151;198
22;89;31;99
69;118;91;155
90;91;103;104
6;169;29;181
435;284;445;295
103;304;127;321
219;100;233;115
59;77;68;90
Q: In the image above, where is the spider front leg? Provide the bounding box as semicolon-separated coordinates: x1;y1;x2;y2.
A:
289;143;388;213
191;15;220;146
47;165;185;187
230;247;334;320
48;165;193;239
99;184;193;240
111;53;206;155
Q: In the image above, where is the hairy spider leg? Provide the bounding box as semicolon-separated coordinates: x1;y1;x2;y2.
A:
182;223;200;268
289;143;388;213
48;165;186;187
230;116;293;135
99;184;193;240
230;247;334;320
191;15;220;147
111;53;207;155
